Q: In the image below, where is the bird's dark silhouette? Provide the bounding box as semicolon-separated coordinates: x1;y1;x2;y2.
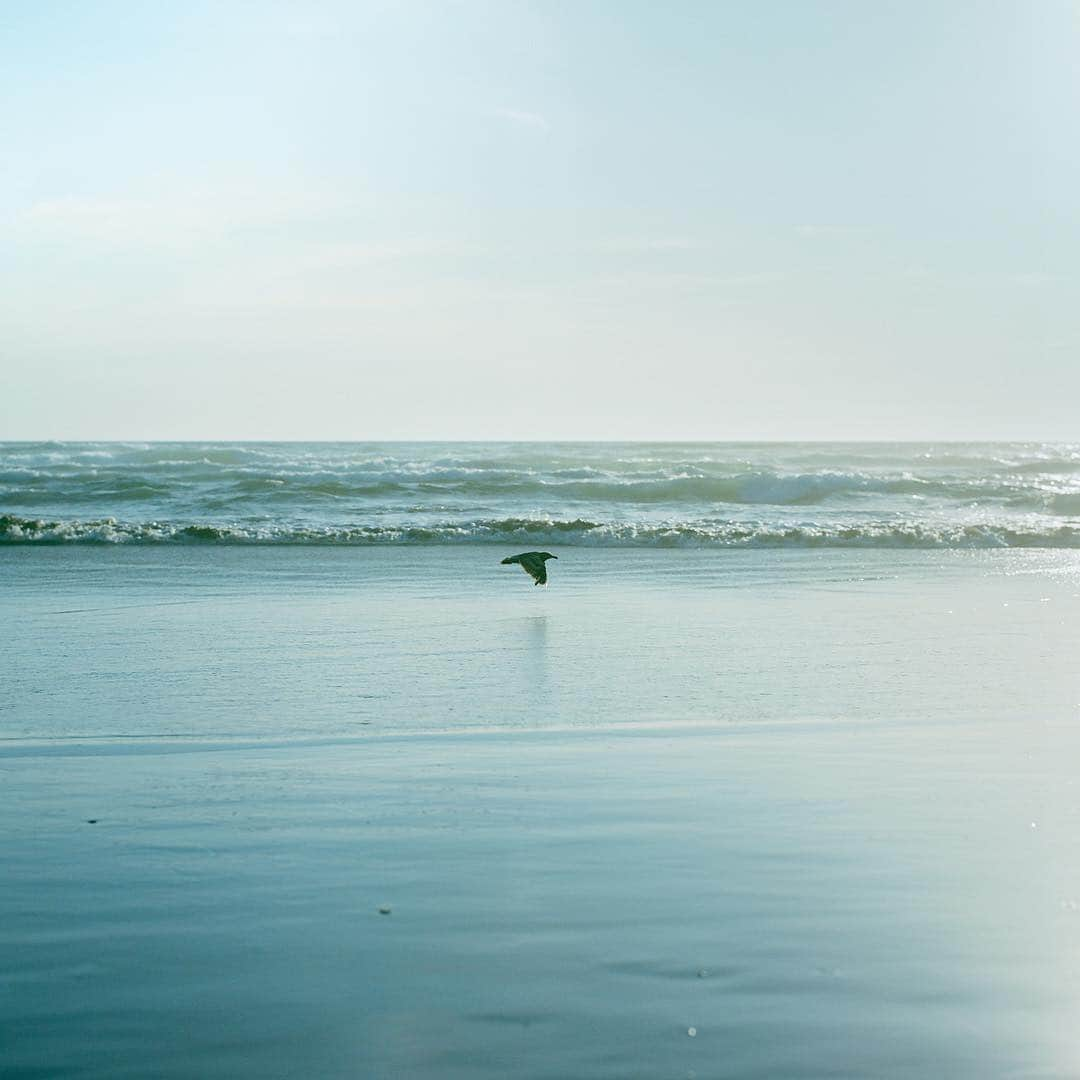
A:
501;551;557;585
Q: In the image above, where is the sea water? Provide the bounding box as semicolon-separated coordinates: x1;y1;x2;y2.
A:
4;439;1080;744
3;543;1080;744
4;444;1080;1078
3;440;1080;548
4;440;1080;744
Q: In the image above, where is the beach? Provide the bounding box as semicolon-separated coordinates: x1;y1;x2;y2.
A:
4;544;1080;1077
4;0;1076;1061
6;0;1078;1065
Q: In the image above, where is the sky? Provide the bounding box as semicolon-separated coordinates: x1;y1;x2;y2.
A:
1;0;1078;441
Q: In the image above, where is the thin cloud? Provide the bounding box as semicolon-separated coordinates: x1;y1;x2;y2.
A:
794;224;873;239
13;188;351;251
599;237;699;254
492;108;549;131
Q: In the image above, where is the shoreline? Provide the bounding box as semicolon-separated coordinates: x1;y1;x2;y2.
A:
5;544;1080;1076
0;713;900;757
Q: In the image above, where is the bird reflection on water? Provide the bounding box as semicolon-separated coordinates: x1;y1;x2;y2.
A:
522;615;550;693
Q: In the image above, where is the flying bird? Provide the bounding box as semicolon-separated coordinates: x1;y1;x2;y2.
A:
501;551;557;586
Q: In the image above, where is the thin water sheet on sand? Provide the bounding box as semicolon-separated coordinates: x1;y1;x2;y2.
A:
3;721;1080;1079
3;545;1080;740
3;546;1080;1077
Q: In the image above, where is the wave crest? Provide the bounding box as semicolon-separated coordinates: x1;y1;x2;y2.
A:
3;513;1079;549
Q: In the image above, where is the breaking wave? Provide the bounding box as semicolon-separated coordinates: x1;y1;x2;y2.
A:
4;443;1080;552
4;513;1079;549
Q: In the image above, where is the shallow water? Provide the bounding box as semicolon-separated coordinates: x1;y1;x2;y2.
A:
3;545;1080;1077
4;722;1080;1078
2;546;1079;742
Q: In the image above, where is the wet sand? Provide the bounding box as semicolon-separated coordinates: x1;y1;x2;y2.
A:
4;717;1080;1078
3;546;1080;1077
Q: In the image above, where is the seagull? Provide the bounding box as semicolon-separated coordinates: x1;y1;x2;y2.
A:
501;551;557;586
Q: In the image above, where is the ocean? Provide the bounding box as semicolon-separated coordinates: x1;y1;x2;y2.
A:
4;442;1080;1078
4;440;1080;548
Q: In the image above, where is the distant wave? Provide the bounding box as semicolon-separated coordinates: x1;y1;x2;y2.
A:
4;463;1080;510
4;513;1080;549
5;443;1080;552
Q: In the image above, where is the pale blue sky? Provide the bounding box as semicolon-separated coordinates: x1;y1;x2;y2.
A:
2;0;1077;439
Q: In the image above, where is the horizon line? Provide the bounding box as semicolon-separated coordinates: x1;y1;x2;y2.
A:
0;436;1075;446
